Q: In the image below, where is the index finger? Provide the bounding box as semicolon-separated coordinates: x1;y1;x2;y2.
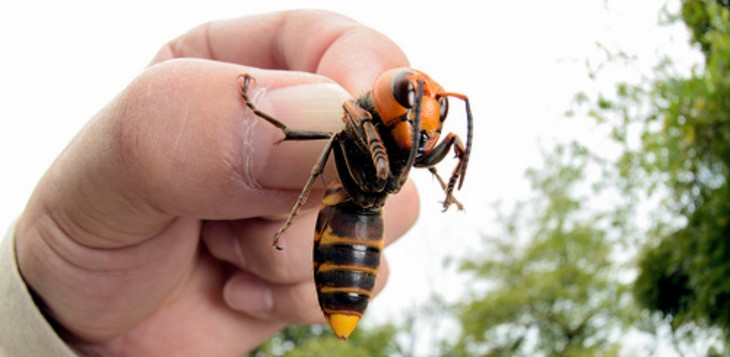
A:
151;10;410;94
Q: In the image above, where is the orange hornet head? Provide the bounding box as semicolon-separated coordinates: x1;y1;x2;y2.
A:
372;68;449;157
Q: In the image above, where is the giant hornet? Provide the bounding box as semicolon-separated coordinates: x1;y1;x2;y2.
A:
239;68;473;340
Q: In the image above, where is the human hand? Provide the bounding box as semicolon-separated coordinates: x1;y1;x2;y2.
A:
15;10;417;356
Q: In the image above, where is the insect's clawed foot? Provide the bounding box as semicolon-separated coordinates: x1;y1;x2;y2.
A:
441;193;464;212
272;239;284;251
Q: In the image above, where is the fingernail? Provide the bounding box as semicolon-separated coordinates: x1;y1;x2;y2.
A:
224;274;274;315
242;80;352;189
257;82;352;133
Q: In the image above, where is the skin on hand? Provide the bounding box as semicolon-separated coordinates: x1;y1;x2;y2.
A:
14;10;417;356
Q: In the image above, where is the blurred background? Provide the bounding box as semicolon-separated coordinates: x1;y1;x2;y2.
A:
3;0;728;356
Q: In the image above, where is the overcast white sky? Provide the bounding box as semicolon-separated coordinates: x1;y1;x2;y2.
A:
0;0;702;353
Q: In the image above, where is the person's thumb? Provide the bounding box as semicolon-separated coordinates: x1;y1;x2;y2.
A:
20;59;352;250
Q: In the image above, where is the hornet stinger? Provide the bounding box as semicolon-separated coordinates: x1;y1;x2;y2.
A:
239;68;473;340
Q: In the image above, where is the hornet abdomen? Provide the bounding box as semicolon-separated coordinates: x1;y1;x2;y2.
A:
313;182;384;339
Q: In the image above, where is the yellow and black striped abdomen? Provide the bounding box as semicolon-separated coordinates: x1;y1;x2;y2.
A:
313;183;384;340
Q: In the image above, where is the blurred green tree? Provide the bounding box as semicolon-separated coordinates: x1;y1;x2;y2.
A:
448;143;632;357
586;0;730;345
247;323;405;357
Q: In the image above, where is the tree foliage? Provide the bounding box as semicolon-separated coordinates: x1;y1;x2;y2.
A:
248;323;404;357
587;0;730;343
450;144;631;357
682;0;730;55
